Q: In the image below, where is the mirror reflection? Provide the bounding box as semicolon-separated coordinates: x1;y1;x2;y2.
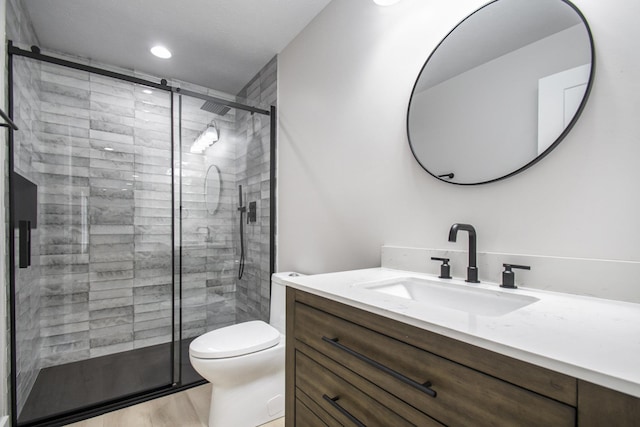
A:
407;0;593;185
205;164;222;214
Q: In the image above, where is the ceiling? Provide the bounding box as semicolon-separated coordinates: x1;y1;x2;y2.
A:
22;0;332;94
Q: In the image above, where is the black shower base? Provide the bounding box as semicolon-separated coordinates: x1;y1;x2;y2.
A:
18;338;202;425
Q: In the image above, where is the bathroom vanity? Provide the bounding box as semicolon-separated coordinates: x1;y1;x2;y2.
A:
282;269;640;426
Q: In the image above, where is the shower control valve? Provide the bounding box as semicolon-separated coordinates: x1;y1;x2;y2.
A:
248;201;257;223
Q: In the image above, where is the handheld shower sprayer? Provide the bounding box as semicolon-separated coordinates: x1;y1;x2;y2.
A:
237;185;246;279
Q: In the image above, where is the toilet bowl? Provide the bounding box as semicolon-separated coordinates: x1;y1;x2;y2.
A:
189;272;298;427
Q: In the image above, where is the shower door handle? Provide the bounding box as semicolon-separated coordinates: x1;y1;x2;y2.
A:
19;220;31;268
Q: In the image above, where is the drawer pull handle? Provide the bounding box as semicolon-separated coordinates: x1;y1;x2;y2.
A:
322;394;366;427
322;336;437;398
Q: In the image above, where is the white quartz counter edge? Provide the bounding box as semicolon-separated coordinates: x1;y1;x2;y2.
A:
277;268;640;398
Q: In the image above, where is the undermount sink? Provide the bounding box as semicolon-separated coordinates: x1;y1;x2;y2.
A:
356;277;539;317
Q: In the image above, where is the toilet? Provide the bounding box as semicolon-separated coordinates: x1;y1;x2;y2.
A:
189;272;298;427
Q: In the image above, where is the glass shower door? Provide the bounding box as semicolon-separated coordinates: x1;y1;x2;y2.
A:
173;92;239;385
175;89;274;388
10;55;175;424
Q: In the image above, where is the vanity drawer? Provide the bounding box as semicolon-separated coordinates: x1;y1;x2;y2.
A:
294;289;576;406
296;349;415;427
297;342;444;426
295;301;576;426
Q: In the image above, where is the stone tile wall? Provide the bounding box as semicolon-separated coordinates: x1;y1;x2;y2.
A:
10;56;276;364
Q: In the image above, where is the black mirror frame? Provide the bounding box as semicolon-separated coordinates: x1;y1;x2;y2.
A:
406;0;596;186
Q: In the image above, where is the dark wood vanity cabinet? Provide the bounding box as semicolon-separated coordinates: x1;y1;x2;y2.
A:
577;381;640;427
285;288;640;426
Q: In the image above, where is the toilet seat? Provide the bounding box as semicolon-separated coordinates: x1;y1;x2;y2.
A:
189;320;281;359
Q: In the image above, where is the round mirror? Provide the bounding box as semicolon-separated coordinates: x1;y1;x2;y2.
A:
407;0;594;185
205;165;222;214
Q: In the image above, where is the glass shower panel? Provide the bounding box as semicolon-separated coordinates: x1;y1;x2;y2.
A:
176;91;273;388
11;56;175;424
175;93;238;384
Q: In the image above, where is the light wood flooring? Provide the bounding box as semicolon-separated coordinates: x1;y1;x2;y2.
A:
64;384;285;427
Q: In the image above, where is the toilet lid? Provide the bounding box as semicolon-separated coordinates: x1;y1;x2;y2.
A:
189;320;281;359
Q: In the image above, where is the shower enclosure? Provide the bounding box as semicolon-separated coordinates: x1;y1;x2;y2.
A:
7;43;276;426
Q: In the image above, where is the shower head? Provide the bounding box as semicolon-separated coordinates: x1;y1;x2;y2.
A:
200;100;230;116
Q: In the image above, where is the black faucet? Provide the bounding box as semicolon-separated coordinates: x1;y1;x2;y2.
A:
448;223;480;283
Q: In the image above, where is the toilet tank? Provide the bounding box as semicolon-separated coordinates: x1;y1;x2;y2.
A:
270;272;303;334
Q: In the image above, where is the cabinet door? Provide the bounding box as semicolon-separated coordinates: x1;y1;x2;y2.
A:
578;381;640;426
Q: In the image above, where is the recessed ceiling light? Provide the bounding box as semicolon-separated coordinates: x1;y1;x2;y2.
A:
142;89;153;94
150;45;172;59
373;0;401;5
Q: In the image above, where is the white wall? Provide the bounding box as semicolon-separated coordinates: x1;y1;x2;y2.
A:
277;0;640;299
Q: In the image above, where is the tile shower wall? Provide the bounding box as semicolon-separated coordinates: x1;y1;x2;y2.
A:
10;54;276;355
234;56;277;323
10;55;277;360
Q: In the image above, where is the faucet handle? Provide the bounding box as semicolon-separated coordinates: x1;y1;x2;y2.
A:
430;257;452;279
501;264;531;289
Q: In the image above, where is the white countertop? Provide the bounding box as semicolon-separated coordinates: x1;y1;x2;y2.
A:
277;268;640;398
